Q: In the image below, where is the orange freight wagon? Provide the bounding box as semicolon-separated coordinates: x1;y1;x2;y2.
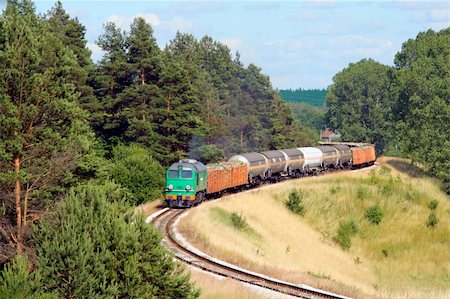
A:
351;145;376;166
206;162;248;194
364;145;376;163
226;162;248;189
207;164;228;194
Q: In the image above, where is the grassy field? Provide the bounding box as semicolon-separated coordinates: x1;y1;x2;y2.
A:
179;157;450;298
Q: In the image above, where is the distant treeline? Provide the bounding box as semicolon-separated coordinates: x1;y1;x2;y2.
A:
277;88;326;106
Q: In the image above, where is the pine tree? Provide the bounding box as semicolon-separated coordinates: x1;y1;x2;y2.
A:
46;1;98;118
0;0;94;260
33;182;200;298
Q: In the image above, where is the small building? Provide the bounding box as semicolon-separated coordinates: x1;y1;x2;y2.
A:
320;128;341;142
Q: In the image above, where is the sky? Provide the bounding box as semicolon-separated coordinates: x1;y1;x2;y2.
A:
2;0;449;89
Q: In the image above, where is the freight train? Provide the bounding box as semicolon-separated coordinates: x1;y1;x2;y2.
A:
164;142;376;208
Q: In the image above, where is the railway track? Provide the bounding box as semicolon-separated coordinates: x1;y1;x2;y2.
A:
150;208;351;299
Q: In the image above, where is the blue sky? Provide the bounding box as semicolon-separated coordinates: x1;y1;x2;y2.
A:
3;0;450;89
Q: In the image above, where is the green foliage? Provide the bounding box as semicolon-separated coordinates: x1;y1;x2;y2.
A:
391;29;450;193
111;144;164;205
33;182;199;298
289;102;326;131
379;166;392;175
278;88;326;107
0;0;98;259
330;185;341;194
0;255;56;299
285;189;306;216
427;212;439;228
335;219;359;250
189;144;224;164
428;199;438;211
230;212;248;230
326;58;392;153
356;185;371;200
365;205;384;225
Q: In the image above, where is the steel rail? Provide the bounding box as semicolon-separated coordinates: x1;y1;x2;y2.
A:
152;209;351;299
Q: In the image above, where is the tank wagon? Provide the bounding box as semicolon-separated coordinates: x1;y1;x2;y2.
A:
164;143;376;208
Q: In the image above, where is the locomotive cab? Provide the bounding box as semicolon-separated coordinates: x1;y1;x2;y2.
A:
164;159;207;208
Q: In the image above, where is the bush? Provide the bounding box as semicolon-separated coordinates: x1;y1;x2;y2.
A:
379;165;392;175
111;144;165;205
335;220;359;250
428;199;438;210
230;212;247;230
0;256;56;299
329;185;340;194
365;205;384;225
189;144;224;164
285;190;306;216
405;190;419;202
33;183;199;298
427;213;439;228
356;185;370;200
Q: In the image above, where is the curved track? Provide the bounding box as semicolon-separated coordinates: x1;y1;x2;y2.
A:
151;208;351;299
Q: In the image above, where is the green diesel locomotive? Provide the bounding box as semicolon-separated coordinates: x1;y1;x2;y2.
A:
164;159;207;207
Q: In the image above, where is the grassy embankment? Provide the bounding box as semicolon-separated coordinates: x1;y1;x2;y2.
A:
179;157;450;298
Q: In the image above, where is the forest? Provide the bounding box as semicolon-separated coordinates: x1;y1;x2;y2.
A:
0;0;448;298
277;88;326;107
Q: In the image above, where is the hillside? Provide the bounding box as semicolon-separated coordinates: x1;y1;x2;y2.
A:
277;88;326;107
179;158;450;299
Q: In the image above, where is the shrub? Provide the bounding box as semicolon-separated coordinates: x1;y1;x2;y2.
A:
365;205;384;225
335;219;359;250
405;190;419;202
428;199;438;210
230;212;247;230
379;165;391;175
285;189;306;216
427;213;439;228
33;183;199;298
111;144;165;205
330;185;340;194
356;185;370;200
0;256;56;299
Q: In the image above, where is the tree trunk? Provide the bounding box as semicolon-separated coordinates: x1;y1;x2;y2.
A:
23;183;29;227
14;155;23;255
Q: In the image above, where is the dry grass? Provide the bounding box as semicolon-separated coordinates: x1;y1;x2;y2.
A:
179;157;450;299
135;199;164;217
189;266;280;299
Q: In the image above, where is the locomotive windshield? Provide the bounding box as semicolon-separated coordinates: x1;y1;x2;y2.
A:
181;170;193;178
168;170;178;178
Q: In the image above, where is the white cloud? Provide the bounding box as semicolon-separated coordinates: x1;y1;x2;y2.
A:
106;13;191;35
167;16;192;32
86;42;104;62
302;0;341;9
107;13;160;31
107;14;130;30
221;38;243;49
135;13;161;26
431;9;449;21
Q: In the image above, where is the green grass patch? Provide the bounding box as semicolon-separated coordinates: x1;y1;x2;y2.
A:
285;189;306;216
335;219;359;249
307;271;331;280
210;207;261;239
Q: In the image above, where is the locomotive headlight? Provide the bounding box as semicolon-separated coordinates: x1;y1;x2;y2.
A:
186;185;191;191
168;184;173;190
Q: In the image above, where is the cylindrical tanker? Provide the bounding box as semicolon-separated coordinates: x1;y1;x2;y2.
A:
279;148;305;173
317;146;339;168
298;147;322;171
228;152;268;179
333;144;352;166
261;150;287;175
